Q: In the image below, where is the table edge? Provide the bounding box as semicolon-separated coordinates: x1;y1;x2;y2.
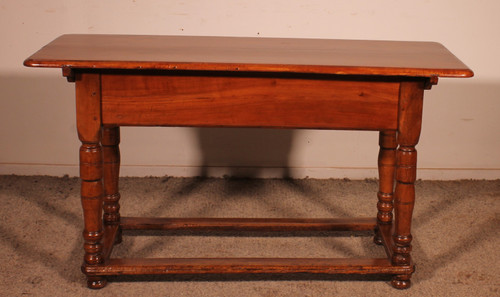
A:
23;59;474;78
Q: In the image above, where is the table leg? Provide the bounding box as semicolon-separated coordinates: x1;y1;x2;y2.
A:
102;126;122;244
76;73;107;289
391;81;424;289
374;131;397;245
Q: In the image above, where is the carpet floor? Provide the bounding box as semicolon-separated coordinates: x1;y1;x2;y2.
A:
0;175;499;296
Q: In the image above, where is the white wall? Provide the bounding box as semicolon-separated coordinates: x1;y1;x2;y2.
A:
1;0;499;179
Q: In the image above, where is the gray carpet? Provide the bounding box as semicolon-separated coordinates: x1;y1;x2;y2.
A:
0;175;499;296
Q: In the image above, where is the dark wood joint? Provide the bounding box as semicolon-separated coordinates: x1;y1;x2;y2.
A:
424;75;439;90
62;66;76;82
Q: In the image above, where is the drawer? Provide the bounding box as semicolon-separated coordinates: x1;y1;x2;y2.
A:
101;73;399;130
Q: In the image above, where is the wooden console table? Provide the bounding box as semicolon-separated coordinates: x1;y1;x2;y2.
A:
24;34;473;289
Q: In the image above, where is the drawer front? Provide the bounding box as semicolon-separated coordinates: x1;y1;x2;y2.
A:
101;74;399;130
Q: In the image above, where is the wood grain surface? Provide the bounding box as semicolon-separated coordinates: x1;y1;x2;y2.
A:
101;73;400;129
24;34;473;78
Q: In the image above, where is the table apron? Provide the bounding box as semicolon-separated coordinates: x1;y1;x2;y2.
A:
100;74;400;130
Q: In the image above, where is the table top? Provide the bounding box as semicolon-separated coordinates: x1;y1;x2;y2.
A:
24;34;473;78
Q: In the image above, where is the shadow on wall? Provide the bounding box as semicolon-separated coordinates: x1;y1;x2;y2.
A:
195;127;295;178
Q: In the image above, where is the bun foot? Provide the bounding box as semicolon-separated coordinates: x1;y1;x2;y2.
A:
87;276;107;289
391;275;411;289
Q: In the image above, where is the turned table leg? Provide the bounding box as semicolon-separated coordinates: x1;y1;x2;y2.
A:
76;73;107;289
102;126;122;244
374;131;397;245
391;81;424;289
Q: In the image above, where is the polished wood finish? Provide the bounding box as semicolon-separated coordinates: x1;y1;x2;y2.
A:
24;34;473;78
84;257;413;276
101;126;122;244
391;81;425;289
101;73;399;130
373;131;397;245
24;34;473;290
119;217;377;232
75;72;107;289
376;131;398;224
101;224;120;261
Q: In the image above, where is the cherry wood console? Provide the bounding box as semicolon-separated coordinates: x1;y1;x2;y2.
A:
24;34;473;289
